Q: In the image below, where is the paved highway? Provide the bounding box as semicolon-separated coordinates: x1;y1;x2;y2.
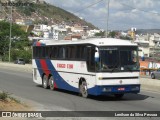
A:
0;67;160;119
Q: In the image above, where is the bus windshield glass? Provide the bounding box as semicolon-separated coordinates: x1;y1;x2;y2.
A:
98;46;139;72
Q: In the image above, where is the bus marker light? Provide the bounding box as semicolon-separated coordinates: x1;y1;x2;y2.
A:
118;88;125;91
131;86;139;91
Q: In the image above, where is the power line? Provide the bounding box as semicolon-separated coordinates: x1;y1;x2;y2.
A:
120;2;160;16
75;0;104;13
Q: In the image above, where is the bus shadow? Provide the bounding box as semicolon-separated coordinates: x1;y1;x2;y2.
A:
36;85;150;101
89;93;150;101
36;85;79;96
55;89;150;101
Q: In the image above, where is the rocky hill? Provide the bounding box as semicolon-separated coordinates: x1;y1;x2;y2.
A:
0;0;97;29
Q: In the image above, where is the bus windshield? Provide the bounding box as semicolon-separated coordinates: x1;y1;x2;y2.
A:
98;46;139;72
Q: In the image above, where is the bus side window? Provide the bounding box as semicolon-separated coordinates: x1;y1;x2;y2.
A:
76;45;85;60
65;46;76;60
51;46;58;59
58;47;66;59
42;47;45;59
38;47;42;59
45;46;50;59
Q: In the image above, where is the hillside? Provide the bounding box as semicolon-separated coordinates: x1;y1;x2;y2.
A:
0;1;96;29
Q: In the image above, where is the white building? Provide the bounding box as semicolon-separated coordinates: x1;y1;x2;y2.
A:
149;33;160;57
135;33;160;58
134;40;150;57
15;19;33;25
52;25;67;40
88;29;101;37
33;24;50;32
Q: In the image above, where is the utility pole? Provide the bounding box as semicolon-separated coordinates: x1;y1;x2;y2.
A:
106;0;110;37
8;3;12;62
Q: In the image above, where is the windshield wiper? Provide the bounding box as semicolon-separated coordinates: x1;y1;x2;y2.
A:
125;66;133;72
111;62;119;72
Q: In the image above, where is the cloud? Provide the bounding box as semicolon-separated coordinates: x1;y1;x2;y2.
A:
45;0;160;30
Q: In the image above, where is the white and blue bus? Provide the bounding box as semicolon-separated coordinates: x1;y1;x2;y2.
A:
32;38;140;98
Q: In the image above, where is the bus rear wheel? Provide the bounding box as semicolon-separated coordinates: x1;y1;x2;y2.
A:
79;81;88;98
42;75;49;89
49;76;55;90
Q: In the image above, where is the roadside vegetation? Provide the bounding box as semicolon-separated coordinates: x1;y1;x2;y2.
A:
0;21;32;63
0;91;20;103
0;91;29;111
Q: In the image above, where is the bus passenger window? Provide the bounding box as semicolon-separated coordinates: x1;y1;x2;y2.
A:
58;47;65;59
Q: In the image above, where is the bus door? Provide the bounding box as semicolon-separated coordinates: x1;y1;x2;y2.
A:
86;46;96;72
86;46;96;87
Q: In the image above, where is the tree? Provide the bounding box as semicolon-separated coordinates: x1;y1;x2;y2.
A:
0;21;31;62
108;31;116;38
120;36;132;40
94;31;105;37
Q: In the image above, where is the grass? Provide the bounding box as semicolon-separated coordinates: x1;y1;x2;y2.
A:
0;91;20;103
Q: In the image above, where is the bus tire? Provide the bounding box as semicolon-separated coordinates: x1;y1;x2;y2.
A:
114;94;124;99
79;81;88;98
42;75;49;89
49;76;55;91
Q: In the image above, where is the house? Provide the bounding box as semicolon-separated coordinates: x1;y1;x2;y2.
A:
52;25;67;40
15;19;33;25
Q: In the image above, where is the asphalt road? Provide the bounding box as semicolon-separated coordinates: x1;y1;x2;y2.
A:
0;67;160;119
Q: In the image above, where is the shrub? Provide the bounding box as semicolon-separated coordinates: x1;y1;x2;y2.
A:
0;91;9;101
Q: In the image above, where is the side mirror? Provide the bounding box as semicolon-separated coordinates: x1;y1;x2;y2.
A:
95;47;99;62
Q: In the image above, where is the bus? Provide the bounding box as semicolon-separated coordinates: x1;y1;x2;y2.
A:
32;38;140;98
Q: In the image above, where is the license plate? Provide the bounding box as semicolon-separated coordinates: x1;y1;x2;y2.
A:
118;88;125;91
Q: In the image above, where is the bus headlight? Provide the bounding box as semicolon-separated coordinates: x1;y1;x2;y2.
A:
131;86;139;91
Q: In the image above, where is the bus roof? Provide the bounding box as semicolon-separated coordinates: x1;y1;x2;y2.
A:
35;38;137;47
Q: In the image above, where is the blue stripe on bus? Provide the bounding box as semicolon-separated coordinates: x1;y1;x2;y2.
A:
35;59;79;92
46;59;79;92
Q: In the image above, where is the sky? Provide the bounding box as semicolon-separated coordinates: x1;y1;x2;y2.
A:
45;0;160;30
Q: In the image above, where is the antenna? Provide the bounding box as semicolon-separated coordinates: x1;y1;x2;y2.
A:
106;0;110;38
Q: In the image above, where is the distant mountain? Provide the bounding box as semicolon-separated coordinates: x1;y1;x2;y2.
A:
136;29;160;34
0;0;97;29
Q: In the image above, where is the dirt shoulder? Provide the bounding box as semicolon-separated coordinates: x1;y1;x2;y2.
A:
0;100;30;111
0;91;32;111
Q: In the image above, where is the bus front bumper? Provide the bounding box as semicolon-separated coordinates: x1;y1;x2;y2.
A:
88;84;140;96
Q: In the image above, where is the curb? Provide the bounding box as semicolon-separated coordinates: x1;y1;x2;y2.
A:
0;62;32;72
140;78;160;92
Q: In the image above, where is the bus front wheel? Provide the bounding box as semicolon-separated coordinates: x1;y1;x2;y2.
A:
49;76;55;91
42;75;49;89
79;81;88;98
